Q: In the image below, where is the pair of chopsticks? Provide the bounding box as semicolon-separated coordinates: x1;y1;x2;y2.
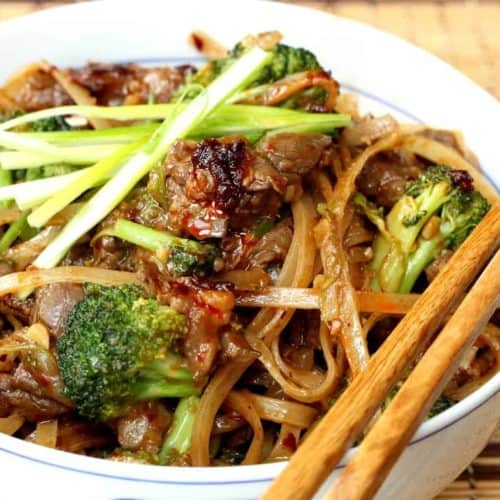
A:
263;199;500;500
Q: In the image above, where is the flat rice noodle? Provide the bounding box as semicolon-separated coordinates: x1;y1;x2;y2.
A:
254;321;341;403
235;287;418;314
226;391;264;465
317;133;402;377
244;391;317;427
401;134;497;203
267;423;302;461
219;268;271;289
0;266;140;296
0;414;25;435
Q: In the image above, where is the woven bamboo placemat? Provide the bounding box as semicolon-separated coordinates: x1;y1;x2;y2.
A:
0;1;499;498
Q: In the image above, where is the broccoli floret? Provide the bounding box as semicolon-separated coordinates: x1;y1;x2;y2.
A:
30;116;71;132
0;111;70;132
194;41;322;89
57;284;199;421
440;190;490;249
103;218;219;277
355;166;490;293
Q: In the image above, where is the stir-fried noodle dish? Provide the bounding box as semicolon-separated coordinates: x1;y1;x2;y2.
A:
0;32;497;465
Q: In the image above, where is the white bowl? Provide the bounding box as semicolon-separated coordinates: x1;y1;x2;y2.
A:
0;1;498;499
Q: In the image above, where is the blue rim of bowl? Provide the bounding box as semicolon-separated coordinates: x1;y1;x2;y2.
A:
0;55;498;485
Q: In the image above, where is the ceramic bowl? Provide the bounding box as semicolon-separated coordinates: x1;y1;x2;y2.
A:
0;1;498;498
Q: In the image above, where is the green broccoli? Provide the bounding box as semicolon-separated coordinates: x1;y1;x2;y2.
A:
100;218;219;277
185;39;326;109
204;42;322;87
30;116;71;132
57;283;199;421
355;166;490;293
159;395;200;465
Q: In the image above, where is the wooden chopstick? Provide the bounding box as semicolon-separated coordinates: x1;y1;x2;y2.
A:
327;249;500;500
262;199;500;500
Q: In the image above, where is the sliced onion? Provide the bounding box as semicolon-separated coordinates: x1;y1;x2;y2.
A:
343;114;398;147
0;266;140;296
0;414;25;436
34;419;58;448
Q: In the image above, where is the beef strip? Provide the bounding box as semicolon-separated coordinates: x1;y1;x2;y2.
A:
166;279;235;376
356;151;424;208
68;63;188;106
0;294;34;324
0;373;69;421
161;133;331;239
5;67;72;111
115;401;172;454
31;283;84;338
257;133;332;175
245;218;293;268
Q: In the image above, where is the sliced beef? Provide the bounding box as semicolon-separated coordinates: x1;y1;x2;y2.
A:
220;327;255;363
68;63;188;106
160;134;331;239
31;283;84;338
356;151;424;208
0;294;35;324
245;218;293;268
257;133;332;175
0;373;69;422
425;249;454;283
167;280;235;376
57;415;114;453
115;401;172;454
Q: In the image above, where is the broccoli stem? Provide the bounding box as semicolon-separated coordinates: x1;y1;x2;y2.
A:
27;140;145;228
399;237;442;293
33;47;272;270
139;354;194;382
132;380;200;401
0;211;29;254
159;396;200;465
110;218;211;255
